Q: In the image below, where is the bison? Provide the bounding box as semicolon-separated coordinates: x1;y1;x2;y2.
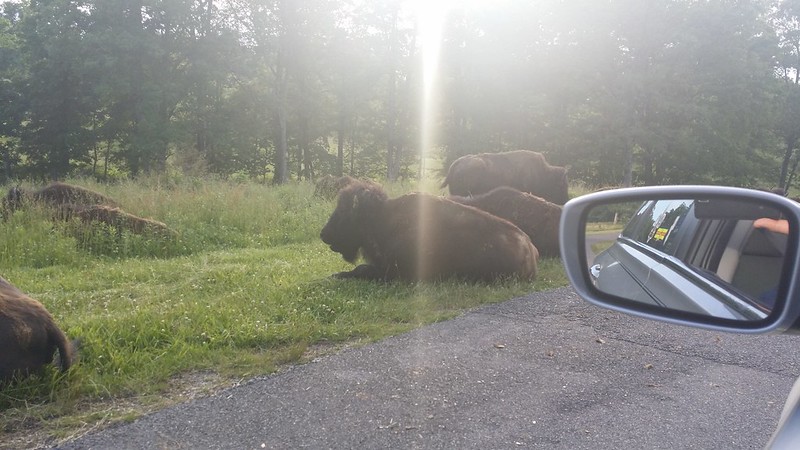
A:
441;150;569;205
314;175;360;200
3;182;119;220
0;186;23;220
3;184;174;236
450;186;562;258
72;205;177;237
320;180;539;281
0;276;78;382
30;182;118;208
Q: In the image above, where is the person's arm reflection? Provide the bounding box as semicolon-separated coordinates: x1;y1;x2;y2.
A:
752;217;789;310
754;218;789;235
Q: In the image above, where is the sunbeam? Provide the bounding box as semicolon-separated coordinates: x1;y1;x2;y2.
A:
410;0;451;279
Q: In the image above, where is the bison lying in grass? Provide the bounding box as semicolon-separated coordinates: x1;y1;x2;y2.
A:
72;205;176;237
320;180;539;281
29;182;118;208
3;183;175;237
3;182;119;221
5;182;117;209
441;150;569;205
0;276;78;382
450;187;562;258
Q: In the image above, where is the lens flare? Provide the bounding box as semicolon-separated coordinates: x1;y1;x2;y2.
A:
411;0;451;279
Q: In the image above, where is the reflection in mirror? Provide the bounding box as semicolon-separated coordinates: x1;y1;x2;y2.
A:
584;197;791;322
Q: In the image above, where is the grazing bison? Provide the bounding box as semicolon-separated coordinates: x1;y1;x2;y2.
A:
441;150;569;205
314;175;359;200
73;205;176;237
450;187;562;258
0;276;77;382
320;181;539;281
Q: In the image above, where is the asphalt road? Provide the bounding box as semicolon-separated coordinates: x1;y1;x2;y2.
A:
584;230;621;266
60;286;800;449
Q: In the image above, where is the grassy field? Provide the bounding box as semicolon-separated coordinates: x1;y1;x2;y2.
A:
0;177;569;448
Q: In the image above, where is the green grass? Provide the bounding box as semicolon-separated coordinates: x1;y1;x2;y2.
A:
586;222;625;233
0;178;568;447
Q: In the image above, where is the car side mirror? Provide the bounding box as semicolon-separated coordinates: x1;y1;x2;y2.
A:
559;186;800;333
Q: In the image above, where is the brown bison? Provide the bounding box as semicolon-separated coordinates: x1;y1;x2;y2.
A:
314;175;359;200
450;187;562;258
0;276;77;382
3;182;119;220
72;205;177;237
441;150;569;205
3;183;174;236
0;186;22;220
320;181;539;281
30;182;118;208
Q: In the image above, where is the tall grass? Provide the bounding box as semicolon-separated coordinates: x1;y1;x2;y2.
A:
0;177;568;448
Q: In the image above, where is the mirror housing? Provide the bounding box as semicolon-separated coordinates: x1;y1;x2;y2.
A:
560;186;800;333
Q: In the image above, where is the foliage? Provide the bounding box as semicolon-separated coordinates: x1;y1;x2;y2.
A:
0;1;798;190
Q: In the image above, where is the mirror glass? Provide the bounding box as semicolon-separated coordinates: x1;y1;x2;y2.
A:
584;197;792;321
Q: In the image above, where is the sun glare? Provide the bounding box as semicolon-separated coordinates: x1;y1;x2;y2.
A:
409;0;452;279
411;0;451;183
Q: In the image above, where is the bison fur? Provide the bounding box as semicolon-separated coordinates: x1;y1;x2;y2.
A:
314;175;366;200
3;182;119;220
30;182;118;208
441;150;569;205
73;205;176;237
450;187;562;258
1;186;23;220
320;181;539;281
0;276;77;382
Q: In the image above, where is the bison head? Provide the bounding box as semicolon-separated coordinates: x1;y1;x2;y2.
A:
546;168;569;205
320;181;388;263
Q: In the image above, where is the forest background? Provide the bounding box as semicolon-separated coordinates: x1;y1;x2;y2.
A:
2;0;800;191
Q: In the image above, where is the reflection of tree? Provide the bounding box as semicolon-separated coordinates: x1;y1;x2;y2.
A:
587;201;642;223
647;203;690;250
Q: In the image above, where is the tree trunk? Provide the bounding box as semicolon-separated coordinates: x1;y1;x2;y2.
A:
274;109;288;184
641;150;654;186
104;140;111;181
336;114;345;177
349;116;358;175
779;135;797;192
298;114;312;180
0;146;10;183
385;6;400;181
273;63;289;184
622;137;633;188
786;151;800;193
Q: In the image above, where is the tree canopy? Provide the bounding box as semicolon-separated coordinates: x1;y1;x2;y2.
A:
0;0;798;190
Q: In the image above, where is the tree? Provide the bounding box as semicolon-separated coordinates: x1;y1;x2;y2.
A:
16;0;96;180
0;6;25;182
565;0;776;186
773;0;800;191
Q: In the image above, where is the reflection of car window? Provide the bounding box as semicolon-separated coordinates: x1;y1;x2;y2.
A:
622;201;655;240
595;199;774;321
622;200;694;256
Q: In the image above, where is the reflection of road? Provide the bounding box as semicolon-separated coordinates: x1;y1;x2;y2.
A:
585;230;622;267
